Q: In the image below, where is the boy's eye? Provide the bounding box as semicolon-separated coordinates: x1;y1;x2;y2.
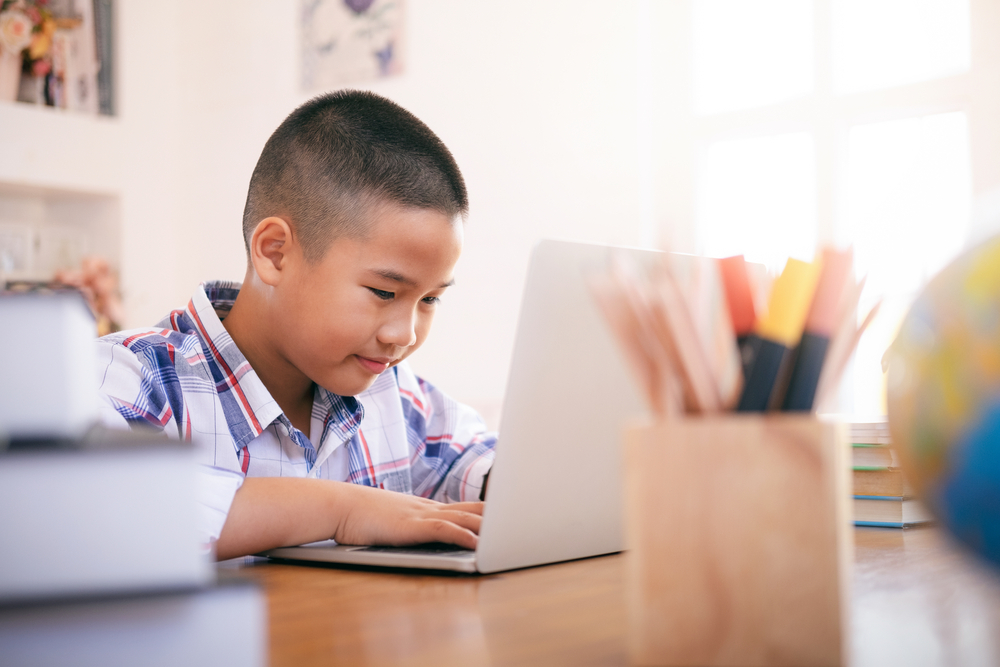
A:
368;287;394;300
422;296;440;305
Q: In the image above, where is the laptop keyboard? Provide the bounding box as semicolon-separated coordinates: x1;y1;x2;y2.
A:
349;543;474;558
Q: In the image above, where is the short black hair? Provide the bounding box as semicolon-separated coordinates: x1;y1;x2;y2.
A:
242;90;468;261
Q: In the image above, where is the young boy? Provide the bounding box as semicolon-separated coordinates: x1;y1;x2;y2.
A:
96;91;494;560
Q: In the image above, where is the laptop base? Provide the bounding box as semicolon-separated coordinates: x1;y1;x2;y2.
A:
262;541;479;573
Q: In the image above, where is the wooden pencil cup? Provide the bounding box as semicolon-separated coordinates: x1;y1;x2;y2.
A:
623;415;852;667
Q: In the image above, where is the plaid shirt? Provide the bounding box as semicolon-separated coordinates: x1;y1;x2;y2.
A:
95;281;495;545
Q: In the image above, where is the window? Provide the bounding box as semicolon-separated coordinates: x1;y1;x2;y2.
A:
843;111;971;412
697;132;817;272
692;0;814;114
662;0;978;414
832;0;970;94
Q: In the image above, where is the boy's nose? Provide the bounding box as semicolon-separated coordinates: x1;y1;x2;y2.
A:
378;308;418;348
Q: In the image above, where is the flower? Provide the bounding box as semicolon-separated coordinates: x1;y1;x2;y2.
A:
30;53;47;75
0;1;56;78
26;15;51;59
0;9;32;54
54;256;125;335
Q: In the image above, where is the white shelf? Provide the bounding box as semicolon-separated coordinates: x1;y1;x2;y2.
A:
0;101;123;282
0;100;123;195
0;181;120;282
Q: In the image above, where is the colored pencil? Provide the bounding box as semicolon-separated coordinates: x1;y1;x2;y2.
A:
737;258;821;412
783;247;854;411
648;261;722;414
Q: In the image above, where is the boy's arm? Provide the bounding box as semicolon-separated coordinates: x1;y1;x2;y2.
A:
215;477;484;561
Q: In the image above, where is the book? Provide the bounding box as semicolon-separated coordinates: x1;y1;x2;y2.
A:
61;0;100;114
851;433;893;445
847;417;892;445
0;292;98;440
853;496;932;528
836;417;929;528
845;417;899;467
853;467;912;497
0;575;266;667
93;0;114;116
0;432;213;603
852;443;899;469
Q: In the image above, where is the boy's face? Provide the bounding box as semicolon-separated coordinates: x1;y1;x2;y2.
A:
276;204;462;397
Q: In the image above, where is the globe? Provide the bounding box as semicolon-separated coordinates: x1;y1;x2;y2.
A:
886;233;1000;566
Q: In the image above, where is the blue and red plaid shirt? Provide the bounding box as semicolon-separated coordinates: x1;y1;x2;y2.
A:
96;281;495;545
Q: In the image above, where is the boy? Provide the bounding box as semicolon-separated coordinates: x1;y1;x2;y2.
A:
96;91;494;560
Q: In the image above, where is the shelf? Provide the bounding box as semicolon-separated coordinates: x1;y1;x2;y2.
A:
0;100;122;196
0;181;120;282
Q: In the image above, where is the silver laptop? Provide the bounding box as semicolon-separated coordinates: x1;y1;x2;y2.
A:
261;239;654;573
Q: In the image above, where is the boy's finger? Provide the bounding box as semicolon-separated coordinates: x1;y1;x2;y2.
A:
445;501;485;515
420;520;478;550
436;509;483;535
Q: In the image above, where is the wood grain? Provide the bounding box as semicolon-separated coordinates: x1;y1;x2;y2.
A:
228;519;1000;666
236;555;627;667
623;416;852;666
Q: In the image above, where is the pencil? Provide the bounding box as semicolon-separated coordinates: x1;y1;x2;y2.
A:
737;257;821;412
782;247;854;411
718;255;757;382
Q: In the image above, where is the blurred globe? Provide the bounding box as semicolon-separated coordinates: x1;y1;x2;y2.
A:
886;233;1000;566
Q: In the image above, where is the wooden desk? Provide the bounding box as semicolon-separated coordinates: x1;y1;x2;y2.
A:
232;527;1000;666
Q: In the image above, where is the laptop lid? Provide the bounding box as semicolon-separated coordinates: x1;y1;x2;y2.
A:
473;239;653;573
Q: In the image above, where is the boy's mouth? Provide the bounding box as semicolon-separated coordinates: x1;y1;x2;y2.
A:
355;355;394;374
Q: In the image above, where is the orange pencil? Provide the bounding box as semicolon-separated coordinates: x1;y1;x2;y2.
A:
718;255;757;381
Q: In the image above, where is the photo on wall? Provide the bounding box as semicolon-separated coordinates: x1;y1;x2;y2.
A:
300;0;405;91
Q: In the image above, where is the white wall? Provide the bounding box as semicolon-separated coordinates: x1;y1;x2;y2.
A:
164;0;647;423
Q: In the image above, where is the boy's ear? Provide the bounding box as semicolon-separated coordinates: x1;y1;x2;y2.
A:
249;217;296;286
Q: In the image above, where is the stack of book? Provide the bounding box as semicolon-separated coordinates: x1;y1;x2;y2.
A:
0;434;269;667
850;418;931;528
0;293;266;665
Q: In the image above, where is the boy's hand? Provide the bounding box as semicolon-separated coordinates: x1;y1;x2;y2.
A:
335;484;483;550
216;477;483;560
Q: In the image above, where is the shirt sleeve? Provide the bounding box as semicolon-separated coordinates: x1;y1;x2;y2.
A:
196;465;244;550
95;336;181;437
95;336;243;548
96;390;131;431
395;363;496;503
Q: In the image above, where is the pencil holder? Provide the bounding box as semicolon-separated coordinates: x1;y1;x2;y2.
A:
623;415;852;667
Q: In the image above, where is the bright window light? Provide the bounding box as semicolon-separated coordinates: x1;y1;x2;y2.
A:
832;0;970;94
842;112;970;302
841;111;971;413
696;132;817;272
692;0;814;115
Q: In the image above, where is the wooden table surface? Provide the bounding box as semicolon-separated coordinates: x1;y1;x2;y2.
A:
231;527;1000;666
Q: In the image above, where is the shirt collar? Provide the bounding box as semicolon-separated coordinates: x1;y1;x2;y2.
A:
188;281;364;457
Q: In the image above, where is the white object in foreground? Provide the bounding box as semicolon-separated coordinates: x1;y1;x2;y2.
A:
0;439;213;601
0;577;266;667
0;292;98;440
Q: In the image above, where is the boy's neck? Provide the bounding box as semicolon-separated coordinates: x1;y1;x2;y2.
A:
222;282;314;436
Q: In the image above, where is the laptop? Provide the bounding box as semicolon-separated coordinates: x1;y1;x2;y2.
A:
261;239;656;574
